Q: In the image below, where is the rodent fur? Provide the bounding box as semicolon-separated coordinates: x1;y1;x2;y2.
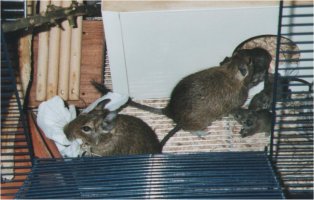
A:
64;99;161;156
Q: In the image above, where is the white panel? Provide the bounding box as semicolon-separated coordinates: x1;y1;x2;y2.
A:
102;12;129;95
103;6;279;99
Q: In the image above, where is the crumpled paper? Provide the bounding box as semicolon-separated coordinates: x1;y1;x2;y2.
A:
82;92;129;113
37;92;129;158
37;96;83;157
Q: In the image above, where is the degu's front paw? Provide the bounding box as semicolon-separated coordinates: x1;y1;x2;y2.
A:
191;130;208;137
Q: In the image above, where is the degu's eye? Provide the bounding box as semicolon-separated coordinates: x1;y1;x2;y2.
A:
81;126;92;133
239;65;248;76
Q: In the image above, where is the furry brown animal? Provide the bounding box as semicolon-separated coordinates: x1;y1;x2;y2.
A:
130;48;271;120
233;108;272;137
64;99;161;156
164;51;254;131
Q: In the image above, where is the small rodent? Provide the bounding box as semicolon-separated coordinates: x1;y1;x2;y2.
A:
130;48;271;119
64;99;162;156
164;50;253;132
233;108;272;137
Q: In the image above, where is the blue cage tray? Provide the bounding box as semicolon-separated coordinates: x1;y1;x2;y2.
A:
16;151;284;199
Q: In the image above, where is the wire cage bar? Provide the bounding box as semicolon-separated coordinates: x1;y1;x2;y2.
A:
270;1;313;199
1;32;34;198
1;2;35;198
3;0;313;199
1;0;26;22
16;152;284;199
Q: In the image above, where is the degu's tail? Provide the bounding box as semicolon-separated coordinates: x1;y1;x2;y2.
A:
160;125;181;147
91;80;165;115
128;100;164;115
91;80;111;95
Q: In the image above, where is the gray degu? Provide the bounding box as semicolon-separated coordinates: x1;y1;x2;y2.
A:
64;47;272;157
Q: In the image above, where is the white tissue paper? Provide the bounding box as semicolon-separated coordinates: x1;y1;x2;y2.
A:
37;96;83;157
82;92;129;113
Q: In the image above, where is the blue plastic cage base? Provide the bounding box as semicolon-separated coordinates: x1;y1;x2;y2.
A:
16;152;284;199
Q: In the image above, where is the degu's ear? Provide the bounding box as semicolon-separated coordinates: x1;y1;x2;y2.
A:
102;111;117;133
220;56;231;66
105;111;117;122
94;99;111;111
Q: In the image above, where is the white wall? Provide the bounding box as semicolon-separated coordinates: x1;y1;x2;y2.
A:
103;6;279;99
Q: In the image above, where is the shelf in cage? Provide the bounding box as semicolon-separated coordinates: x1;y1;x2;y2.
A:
15;152;284;199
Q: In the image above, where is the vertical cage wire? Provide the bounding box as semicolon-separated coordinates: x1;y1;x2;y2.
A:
270;1;313;199
1;31;34;198
1;0;34;199
0;1;308;198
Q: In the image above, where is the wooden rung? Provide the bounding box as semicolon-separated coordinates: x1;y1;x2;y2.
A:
46;0;62;99
69;0;83;100
35;0;50;101
58;0;72;100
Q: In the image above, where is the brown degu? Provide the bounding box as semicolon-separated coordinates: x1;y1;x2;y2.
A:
164;50;254;132
64;99;162;156
126;51;255;142
130;48;272;128
233;108;272;137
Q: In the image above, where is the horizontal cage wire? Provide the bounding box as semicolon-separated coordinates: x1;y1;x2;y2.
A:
16;152;284;199
1;34;33;198
270;2;313;199
1;1;34;199
2;0;312;199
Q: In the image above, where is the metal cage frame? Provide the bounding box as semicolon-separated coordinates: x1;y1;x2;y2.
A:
1;0;313;199
270;1;313;199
